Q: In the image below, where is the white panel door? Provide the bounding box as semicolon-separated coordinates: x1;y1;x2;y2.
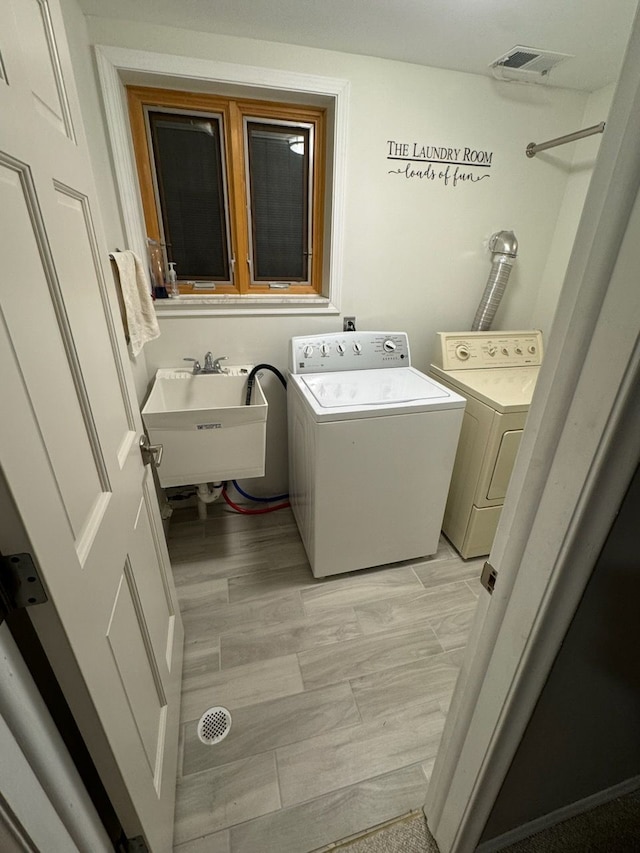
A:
0;1;183;850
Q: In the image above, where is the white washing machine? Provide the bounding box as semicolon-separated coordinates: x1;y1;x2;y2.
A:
429;330;543;559
287;332;465;578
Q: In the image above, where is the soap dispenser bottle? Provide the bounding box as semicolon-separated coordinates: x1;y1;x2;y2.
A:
168;262;179;297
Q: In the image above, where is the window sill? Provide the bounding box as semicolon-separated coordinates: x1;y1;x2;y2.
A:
153;293;339;317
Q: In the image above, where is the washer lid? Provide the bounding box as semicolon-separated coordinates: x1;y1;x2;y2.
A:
297;367;465;419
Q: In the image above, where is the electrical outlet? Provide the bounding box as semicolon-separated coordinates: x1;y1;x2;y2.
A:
343;316;356;332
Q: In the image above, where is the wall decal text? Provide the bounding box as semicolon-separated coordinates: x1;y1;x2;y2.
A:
386;140;493;187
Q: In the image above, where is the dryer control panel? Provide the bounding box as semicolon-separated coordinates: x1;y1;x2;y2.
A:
434;330;543;370
290;332;410;373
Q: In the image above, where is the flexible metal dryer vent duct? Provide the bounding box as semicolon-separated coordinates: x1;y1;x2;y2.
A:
471;231;518;331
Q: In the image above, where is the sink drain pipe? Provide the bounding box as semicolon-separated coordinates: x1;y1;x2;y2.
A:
196;482;223;520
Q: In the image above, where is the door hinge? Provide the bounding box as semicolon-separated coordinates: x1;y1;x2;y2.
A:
480;561;498;595
0;553;48;624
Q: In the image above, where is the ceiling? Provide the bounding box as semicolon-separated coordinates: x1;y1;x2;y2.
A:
78;0;637;92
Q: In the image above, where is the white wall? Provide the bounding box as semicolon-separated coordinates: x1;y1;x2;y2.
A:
65;11;604;493
532;83;616;334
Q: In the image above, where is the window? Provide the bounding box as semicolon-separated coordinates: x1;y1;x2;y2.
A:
127;86;326;296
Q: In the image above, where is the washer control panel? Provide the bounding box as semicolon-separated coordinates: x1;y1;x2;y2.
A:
290;332;410;374
434;330;543;370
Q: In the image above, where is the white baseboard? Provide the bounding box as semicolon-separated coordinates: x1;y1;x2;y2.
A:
476;775;640;853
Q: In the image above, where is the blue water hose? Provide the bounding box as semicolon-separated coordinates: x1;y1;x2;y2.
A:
232;480;288;503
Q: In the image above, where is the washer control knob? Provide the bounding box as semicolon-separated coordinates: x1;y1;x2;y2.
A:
337;343;346;354
353;342;362;354
303;345;314;358
455;344;470;361
501;347;509;356
528;344;537;354
487;345;497;356
383;339;397;353
320;344;330;356
515;346;523;355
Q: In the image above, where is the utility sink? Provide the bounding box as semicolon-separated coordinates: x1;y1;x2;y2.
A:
142;367;267;487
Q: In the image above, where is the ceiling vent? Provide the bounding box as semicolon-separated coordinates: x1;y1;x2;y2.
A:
490;46;573;83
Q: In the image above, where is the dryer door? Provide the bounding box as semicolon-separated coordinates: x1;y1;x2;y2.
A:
487;429;523;500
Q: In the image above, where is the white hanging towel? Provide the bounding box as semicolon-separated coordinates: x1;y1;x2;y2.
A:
110;250;160;357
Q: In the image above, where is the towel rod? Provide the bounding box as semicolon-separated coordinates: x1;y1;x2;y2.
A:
526;121;606;158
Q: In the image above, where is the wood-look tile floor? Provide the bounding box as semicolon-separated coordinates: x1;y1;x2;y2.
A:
169;503;482;853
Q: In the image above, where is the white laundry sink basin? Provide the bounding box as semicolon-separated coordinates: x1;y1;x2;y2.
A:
142;368;267;487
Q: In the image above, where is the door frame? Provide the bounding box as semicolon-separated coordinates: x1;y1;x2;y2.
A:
426;8;640;851
0;622;111;853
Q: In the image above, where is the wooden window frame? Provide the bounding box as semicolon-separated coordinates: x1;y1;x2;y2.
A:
127;86;326;296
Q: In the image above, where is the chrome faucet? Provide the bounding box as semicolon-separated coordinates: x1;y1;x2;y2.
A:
184;354;228;374
205;353;229;374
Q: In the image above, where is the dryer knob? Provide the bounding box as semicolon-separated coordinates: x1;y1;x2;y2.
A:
528;345;537;354
337;343;346;354
383;339;396;352
303;345;314;358
353;342;362;354
321;344;330;356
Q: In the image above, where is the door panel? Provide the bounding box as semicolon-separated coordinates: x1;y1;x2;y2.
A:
0;156;106;536
10;0;75;139
130;492;176;670
107;566;166;782
0;0;183;849
51;185;135;448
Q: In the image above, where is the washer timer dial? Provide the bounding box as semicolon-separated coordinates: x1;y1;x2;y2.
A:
383;339;397;353
455;344;470;361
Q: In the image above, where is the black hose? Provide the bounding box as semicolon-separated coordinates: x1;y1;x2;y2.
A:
244;363;287;406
